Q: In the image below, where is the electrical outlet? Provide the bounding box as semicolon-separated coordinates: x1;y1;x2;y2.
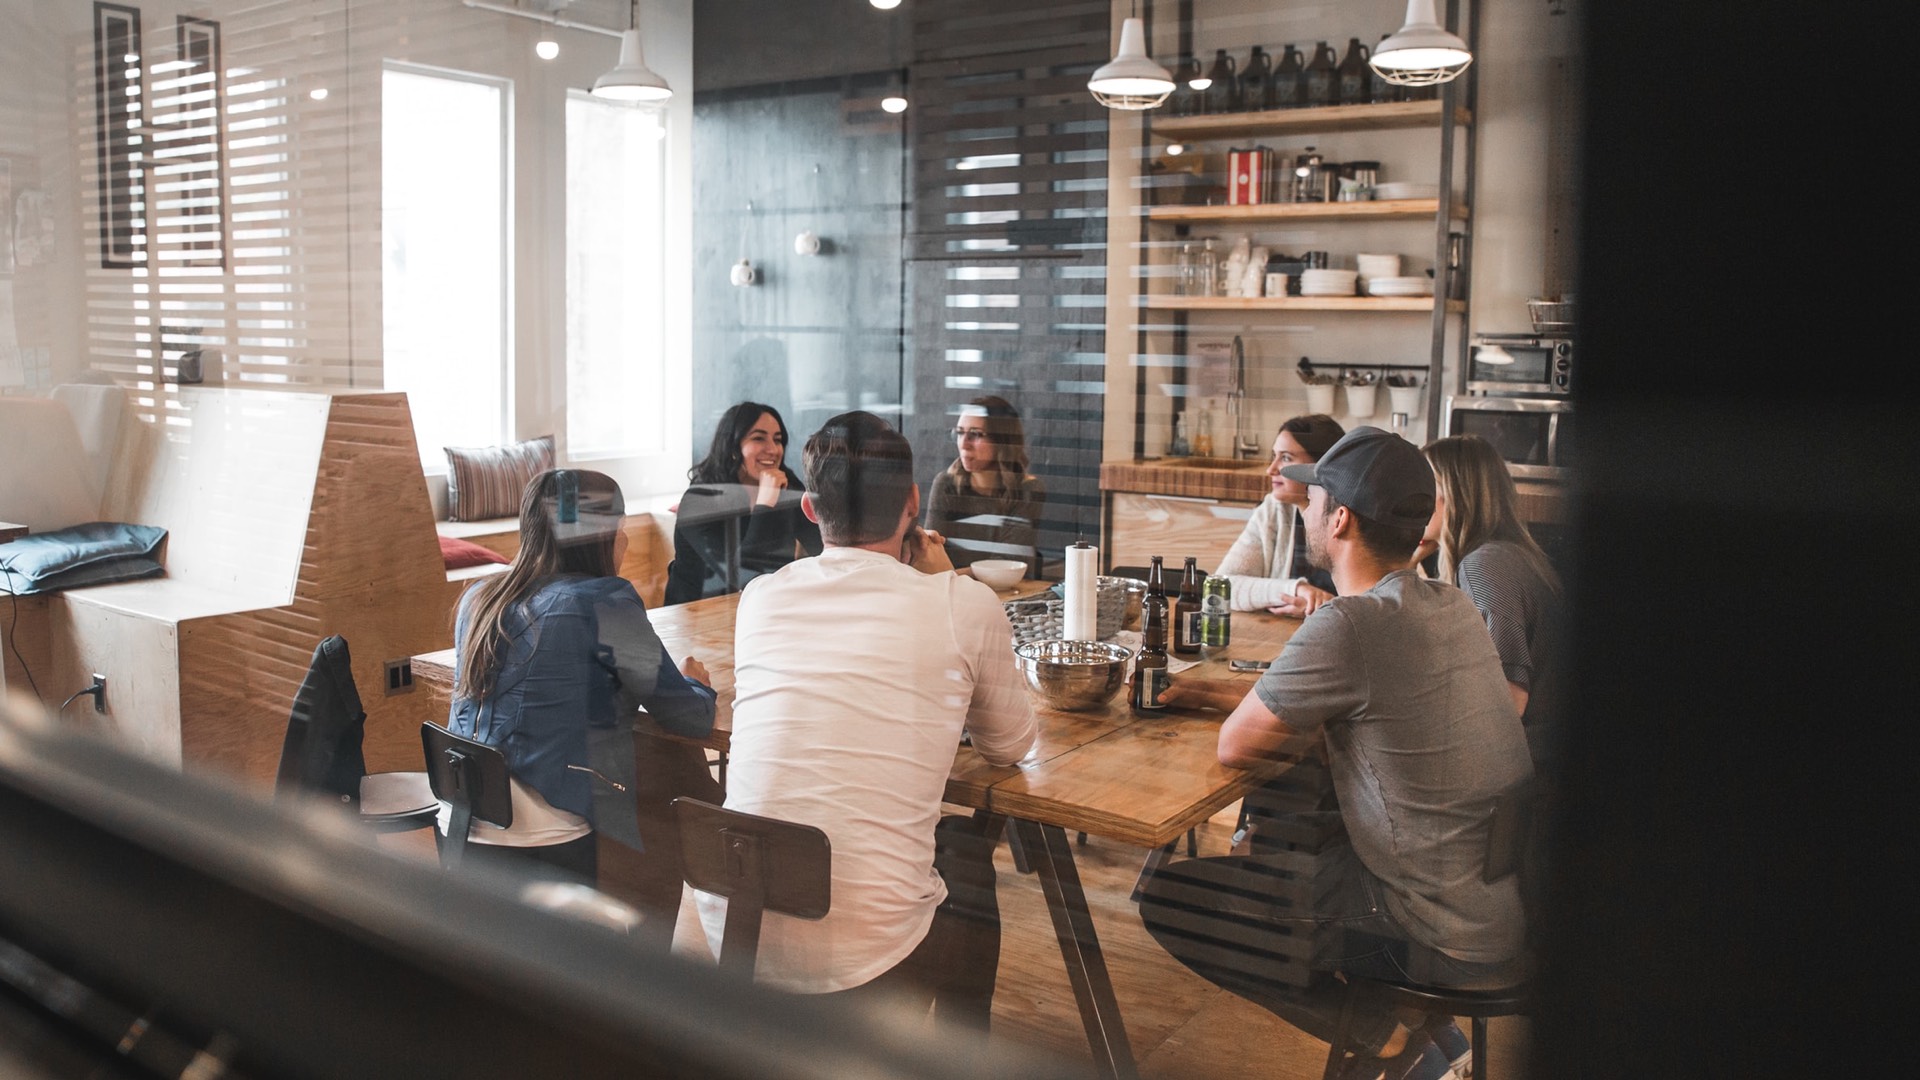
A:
384;658;414;696
90;673;107;714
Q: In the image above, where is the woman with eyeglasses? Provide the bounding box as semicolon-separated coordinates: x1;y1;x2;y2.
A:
665;401;824;605
447;469;716;893
926;395;1047;575
1213;413;1345;617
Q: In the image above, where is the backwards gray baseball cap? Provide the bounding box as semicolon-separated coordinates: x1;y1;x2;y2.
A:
1278;426;1435;529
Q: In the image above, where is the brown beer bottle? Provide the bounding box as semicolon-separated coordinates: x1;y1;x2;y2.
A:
1172;556;1202;656
1133;560;1171;713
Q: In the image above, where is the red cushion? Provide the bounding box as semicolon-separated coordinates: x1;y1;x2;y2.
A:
439;534;510;570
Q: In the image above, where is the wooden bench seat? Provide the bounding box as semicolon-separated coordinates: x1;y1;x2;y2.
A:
3;387;463;786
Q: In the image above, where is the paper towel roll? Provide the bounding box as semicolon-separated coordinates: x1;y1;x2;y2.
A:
1063;542;1099;640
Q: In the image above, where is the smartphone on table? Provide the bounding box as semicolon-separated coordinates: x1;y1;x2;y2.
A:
1229;659;1270;672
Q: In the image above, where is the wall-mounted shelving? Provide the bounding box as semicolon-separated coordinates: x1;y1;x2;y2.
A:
1149;99;1471;139
1142;296;1464;313
1144;198;1464;224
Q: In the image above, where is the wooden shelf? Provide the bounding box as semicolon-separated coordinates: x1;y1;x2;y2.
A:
1143;295;1464;313
1150;100;1470;139
1143;198;1463;224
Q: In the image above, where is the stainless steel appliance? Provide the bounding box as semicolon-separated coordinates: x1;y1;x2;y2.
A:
1442;395;1577;480
1467;333;1574;396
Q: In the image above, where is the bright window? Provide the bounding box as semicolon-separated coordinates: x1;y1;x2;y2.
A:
382;65;510;467
565;91;667;458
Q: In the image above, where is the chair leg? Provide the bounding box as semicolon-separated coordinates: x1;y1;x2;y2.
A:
1472;1016;1489;1080
1186;826;1198;857
1321;979;1363;1080
1076;831;1088;847
1006;820;1034;874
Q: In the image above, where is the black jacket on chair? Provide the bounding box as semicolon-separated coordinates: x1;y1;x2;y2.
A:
275;634;368;808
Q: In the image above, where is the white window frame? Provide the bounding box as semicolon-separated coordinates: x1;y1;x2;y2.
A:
380;61;514;471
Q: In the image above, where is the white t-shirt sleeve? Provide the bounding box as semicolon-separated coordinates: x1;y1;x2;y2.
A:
953;577;1037;766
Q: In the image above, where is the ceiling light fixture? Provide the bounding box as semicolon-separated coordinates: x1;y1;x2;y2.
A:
870;0;902;9
1369;0;1473;86
1088;13;1174;111
592;0;672;101
535;36;559;60
881;95;908;114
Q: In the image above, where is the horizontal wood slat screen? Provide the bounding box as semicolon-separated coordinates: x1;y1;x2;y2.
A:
74;0;505;421
909;0;1111;568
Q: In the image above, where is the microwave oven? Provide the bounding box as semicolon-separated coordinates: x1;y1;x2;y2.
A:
1442;396;1577;480
1467;334;1573;396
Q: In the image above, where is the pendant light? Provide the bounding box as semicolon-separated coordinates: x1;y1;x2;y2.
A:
1088;11;1174;111
1369;0;1473;86
593;0;672;102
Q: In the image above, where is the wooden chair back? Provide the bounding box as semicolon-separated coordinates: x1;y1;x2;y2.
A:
673;797;830;979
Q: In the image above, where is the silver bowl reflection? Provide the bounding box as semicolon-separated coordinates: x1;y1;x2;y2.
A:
1013;639;1133;712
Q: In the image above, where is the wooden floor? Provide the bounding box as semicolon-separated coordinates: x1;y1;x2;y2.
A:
665;801;1533;1080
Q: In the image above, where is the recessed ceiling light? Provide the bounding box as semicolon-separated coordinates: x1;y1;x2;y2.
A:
309;87;329;101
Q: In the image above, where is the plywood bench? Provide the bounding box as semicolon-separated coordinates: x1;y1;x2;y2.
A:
5;387;462;786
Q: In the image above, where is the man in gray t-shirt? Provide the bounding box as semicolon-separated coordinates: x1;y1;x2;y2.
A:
1140;427;1532;1079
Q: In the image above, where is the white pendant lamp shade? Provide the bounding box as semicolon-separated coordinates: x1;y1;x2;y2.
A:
1369;0;1473;86
593;27;673;101
1088;17;1174;111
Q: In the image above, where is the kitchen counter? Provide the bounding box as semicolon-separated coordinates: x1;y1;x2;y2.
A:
1099;457;1268;503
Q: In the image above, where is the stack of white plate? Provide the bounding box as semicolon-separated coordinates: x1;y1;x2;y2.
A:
1371;181;1439;201
1365;275;1432;297
1300;268;1359;297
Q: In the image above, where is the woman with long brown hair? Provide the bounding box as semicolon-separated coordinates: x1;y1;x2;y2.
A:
448;469;715;888
1420;434;1564;764
925;395;1047;573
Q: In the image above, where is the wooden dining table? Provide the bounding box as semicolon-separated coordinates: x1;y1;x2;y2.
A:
413;577;1304;1080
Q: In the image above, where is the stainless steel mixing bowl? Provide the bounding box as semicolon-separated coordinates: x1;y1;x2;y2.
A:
1013;639;1133;711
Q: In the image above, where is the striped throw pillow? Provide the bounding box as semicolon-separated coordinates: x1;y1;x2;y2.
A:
444;435;554;522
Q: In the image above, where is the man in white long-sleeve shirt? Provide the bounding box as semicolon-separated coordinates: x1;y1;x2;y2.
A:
697;409;1036;1032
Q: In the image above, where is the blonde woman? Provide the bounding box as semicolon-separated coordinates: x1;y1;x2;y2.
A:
1421;434;1564;764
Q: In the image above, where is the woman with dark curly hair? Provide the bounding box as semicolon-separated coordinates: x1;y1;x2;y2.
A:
664;402;823;605
925;395;1047;575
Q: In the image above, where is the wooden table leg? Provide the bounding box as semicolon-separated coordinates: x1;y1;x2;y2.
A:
1010;818;1139;1080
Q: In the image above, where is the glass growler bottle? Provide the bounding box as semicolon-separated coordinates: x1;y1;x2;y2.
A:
1202;48;1239;114
1337;37;1373;106
1172;556;1203;656
1271;43;1305;109
1367;33;1399;105
1303;41;1339;108
1133;556;1171;712
1239;45;1272;112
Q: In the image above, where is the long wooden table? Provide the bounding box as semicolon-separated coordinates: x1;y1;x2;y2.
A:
414;580;1303;1079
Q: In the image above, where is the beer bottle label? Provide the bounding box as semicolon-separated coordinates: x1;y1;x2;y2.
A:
1141;667;1170;709
1184;610;1203;646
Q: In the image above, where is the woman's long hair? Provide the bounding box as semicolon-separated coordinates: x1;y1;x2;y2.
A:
1422;435;1562;594
1280;413;1345;460
454;469;624;701
688;401;798;486
946;395;1032;504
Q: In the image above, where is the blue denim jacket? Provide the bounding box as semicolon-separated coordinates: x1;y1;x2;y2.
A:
449;575;715;845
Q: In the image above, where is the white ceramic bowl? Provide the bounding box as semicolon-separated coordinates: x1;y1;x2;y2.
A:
971;559;1028;590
